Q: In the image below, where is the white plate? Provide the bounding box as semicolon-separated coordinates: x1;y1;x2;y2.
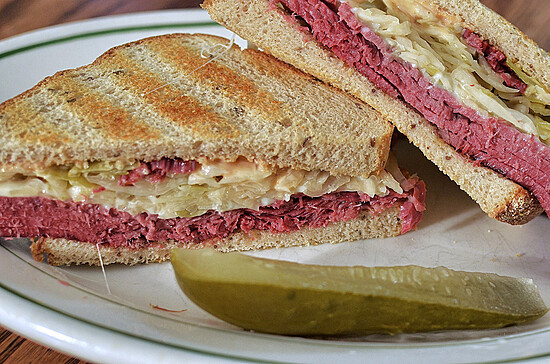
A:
1;9;550;364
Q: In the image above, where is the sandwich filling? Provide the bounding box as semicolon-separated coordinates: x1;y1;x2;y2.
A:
272;0;550;217
0;157;425;249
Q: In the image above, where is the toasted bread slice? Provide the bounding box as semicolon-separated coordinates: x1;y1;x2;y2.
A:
203;0;546;224
0;33;392;177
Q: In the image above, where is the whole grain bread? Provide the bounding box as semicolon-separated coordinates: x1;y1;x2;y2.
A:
0;33;392;178
30;207;402;266
203;0;544;224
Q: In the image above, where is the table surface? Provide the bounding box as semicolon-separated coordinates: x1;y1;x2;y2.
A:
0;0;548;362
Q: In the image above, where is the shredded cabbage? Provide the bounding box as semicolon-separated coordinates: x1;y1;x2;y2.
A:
348;0;550;145
0;158;404;219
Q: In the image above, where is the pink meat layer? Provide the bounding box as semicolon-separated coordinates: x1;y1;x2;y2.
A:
275;0;550;217
462;29;526;93
0;178;425;248
119;158;198;186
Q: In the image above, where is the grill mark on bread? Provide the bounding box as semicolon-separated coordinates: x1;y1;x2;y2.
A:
144;36;284;118
1;97;73;148
88;48;240;142
145;34;389;174
237;47;390;152
54;74;160;142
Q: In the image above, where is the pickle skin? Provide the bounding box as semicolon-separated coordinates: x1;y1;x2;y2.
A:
171;248;549;336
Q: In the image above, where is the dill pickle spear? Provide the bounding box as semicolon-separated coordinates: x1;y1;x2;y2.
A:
170;248;548;336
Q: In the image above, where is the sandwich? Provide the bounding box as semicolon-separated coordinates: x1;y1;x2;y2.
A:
203;0;550;224
0;33;426;266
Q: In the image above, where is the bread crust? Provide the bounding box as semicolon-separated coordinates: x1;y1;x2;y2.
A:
0;33;392;178
30;207;402;266
203;0;545;224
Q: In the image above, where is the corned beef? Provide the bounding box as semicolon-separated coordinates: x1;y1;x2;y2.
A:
119;158;198;186
274;0;550;217
462;29;527;93
0;178;425;248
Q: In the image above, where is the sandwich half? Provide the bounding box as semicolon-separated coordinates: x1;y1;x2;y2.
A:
203;0;550;224
0;33;425;266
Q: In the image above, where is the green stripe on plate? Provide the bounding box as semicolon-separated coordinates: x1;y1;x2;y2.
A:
0;21;218;60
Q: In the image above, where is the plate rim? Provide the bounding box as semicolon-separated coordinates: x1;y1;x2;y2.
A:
0;9;216;60
3;240;550;364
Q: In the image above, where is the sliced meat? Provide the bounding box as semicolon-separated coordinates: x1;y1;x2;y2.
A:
119;158;198;186
462;29;527;93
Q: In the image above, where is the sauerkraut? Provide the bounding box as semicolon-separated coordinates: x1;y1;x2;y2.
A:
0;158;403;219
347;0;550;145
